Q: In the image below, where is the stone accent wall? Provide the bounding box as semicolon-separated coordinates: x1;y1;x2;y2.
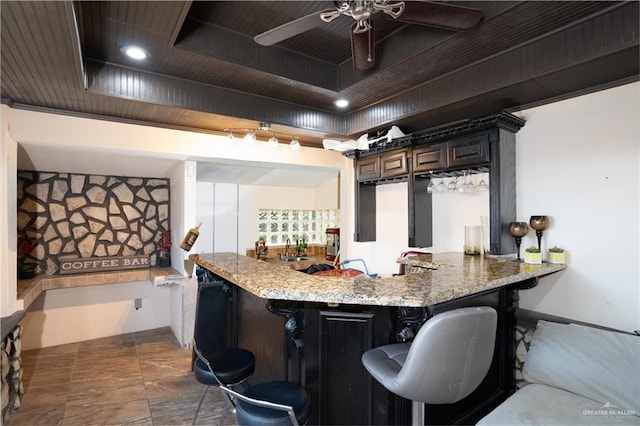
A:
17;171;170;274
514;324;534;389
2;325;23;423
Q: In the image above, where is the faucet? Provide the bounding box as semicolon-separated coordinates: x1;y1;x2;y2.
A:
285;238;291;257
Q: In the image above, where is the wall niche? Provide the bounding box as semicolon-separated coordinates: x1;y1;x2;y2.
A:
17;171;170;275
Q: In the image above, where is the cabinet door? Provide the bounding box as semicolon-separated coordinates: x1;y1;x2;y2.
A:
356;156;381;181
380;149;409;179
317;310;375;425
448;133;490;167
413;144;446;173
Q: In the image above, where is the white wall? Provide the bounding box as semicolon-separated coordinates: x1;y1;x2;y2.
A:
431;173;490;253
213;183;240;253
20;282;171;350
169;160;193;347
315;176;340;209
0;105;19;316
196;182;242;253
515;82;640;331
196;181;216;253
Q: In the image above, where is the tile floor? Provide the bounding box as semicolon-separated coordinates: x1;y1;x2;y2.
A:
8;327;237;425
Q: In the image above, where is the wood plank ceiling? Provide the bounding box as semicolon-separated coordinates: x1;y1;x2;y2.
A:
1;1;638;148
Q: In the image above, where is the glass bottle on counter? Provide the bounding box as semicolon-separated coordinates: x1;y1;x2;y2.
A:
180;222;201;251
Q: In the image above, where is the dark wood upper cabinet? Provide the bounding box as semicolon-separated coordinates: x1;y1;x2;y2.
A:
414;143;447;172
357;149;409;182
354;149;408;241
356;155;381;182
381;149;409;179
348;112;526;253
448;132;490;167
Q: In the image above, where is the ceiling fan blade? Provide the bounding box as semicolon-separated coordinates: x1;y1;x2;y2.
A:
393;1;482;31
254;10;330;46
351;23;375;70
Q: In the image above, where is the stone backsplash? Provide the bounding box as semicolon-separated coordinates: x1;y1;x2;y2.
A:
17;171;170;275
1;325;23;423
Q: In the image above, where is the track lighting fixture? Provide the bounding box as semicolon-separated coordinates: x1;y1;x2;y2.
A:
223;122;302;150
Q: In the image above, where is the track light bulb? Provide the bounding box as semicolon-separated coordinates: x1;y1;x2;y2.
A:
290;136;300;150
244;131;256;143
268;135;278;147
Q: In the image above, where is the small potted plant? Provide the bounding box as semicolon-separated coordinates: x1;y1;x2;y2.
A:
547;246;566;264
156;230;172;267
524;246;542;264
17;235;38;279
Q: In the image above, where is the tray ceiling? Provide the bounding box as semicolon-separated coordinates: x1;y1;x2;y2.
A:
1;1;638;148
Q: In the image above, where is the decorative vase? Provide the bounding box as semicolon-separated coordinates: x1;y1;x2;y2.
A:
158;253;171;268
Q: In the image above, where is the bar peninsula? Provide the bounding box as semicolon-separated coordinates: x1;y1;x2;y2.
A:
190;252;565;306
190;252;565;425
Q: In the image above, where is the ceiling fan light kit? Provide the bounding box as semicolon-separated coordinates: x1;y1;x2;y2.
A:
254;1;482;70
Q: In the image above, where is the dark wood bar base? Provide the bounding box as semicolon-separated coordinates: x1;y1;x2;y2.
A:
212;274;537;425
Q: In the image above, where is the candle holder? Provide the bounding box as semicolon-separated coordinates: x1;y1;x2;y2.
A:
529;215;549;251
509;222;529;262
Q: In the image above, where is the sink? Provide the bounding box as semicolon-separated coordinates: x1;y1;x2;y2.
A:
280;256;309;262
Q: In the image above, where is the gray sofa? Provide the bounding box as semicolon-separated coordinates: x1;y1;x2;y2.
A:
478;320;640;425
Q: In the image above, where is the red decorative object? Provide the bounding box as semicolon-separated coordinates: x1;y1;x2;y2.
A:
156;231;172;253
17;235;38;279
18;236;37;258
156;231;172;267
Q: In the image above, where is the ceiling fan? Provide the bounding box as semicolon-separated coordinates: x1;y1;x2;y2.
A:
254;1;483;70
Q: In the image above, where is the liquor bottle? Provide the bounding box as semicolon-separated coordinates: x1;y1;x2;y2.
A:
180;223;201;251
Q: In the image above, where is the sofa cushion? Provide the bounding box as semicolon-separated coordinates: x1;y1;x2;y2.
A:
477;384;640;425
523;320;640;415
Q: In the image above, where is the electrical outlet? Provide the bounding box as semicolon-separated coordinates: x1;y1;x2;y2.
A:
135;298;142;310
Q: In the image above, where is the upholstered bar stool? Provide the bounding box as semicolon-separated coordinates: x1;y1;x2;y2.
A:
220;381;311;425
362;306;497;425
192;282;256;424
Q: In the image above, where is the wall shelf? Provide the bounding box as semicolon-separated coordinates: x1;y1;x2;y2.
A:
17;267;184;311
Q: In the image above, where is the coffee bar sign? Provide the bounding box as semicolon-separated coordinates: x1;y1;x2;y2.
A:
59;255;150;275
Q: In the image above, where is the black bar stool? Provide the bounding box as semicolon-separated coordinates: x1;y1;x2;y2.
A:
219;381;311;426
192;282;256;424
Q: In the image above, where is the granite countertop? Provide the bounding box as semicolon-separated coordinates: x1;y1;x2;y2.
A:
191;252;566;307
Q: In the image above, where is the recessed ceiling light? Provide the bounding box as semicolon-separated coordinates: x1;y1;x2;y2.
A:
121;46;148;60
334;99;349;108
